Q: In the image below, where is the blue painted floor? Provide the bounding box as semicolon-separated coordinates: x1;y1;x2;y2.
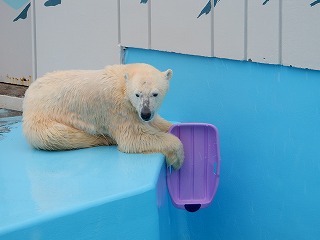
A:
0;115;166;239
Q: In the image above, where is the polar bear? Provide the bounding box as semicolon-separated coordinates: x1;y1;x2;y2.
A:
22;63;184;169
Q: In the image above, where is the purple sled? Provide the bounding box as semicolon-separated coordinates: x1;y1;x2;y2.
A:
167;123;221;212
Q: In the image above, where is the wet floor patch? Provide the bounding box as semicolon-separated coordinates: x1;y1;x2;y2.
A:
0;108;22;140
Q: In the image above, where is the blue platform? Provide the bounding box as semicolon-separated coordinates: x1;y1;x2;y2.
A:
0;121;170;240
2;46;320;239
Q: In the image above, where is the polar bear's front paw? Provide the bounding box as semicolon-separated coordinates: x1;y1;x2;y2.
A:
166;142;184;170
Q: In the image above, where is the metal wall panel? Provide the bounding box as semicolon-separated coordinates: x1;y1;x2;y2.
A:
213;0;246;60
119;0;149;49
282;1;320;70
151;0;212;57
0;1;33;86
35;0;120;77
247;0;280;65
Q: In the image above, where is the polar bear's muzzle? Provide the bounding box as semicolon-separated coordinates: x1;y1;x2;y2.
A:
141;106;152;121
140;98;154;122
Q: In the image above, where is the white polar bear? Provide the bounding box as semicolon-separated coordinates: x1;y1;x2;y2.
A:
22;63;184;169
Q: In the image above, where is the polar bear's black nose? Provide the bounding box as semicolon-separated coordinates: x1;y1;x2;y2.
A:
141;107;151;121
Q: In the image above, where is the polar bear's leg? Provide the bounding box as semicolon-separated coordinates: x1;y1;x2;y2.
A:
149;115;172;132
116;127;184;169
23;119;115;150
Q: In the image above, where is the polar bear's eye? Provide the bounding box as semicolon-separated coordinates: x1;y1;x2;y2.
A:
135;93;140;97
152;93;158;97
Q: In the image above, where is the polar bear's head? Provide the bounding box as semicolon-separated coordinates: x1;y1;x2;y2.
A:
125;64;172;122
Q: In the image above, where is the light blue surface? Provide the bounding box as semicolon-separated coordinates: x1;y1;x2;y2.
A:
125;48;320;240
2;0;29;10
0;123;167;239
2;48;320;239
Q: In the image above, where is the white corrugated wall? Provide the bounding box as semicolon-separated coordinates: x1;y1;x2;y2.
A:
1;0;319;86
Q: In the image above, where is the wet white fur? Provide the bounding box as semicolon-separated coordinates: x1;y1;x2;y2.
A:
23;63;184;169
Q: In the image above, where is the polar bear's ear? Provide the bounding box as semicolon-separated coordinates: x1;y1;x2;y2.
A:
124;73;129;82
164;69;173;81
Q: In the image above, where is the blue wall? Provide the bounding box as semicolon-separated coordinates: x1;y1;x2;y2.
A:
125;48;320;240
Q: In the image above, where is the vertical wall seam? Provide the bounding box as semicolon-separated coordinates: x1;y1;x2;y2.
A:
31;0;37;80
118;0;124;64
148;0;151;49
211;0;214;57
117;0;121;45
279;0;283;65
244;0;248;61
